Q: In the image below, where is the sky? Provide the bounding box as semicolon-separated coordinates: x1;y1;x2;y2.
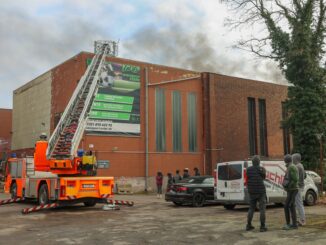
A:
0;0;286;109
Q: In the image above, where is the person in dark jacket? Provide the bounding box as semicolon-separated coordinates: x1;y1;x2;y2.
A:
282;154;299;230
194;167;200;176
183;168;190;179
167;173;173;190
173;170;182;183
246;155;267;232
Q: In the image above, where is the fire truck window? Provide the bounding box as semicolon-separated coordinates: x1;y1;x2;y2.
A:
10;161;18;177
17;161;23;178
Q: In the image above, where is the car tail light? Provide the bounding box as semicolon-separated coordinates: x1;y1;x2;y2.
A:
60;185;66;197
176;186;188;192
243;168;248;187
214;169;217;187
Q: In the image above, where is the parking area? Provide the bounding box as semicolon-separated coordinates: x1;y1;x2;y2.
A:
0;193;326;244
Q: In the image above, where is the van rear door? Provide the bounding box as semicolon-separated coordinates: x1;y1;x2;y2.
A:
216;162;244;201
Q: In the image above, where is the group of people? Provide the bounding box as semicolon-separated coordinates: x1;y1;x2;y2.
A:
246;153;306;232
155;167;200;198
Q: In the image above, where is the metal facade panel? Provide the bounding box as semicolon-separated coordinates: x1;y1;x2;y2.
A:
12;71;52;150
28;179;38;198
50;179;57;199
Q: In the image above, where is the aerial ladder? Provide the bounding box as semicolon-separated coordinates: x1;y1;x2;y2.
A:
0;41;134;214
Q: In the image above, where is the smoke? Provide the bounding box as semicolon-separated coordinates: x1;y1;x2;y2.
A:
122;25;287;84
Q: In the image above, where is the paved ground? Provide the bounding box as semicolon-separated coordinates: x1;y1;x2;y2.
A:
0;193;326;245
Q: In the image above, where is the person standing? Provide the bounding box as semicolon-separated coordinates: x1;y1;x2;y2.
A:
167;173;173;190
282;154;299;230
156;171;163;198
293;153;306;226
183;168;190;179
173;170;182;183
194;167;200;176
246;155;267;232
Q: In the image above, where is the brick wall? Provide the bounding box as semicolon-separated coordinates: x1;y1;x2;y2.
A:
51;52;203;177
203;73;288;172
0;109;12;158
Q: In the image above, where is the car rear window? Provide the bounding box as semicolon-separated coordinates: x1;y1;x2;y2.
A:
218;164;242;180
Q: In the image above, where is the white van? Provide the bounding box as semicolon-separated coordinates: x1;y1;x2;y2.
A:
215;161;318;209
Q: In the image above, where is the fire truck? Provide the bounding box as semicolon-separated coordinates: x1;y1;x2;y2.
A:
2;41;117;208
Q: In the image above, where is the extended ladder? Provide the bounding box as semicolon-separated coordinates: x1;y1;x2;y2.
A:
47;41;118;159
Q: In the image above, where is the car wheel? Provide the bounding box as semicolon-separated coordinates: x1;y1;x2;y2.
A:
173;201;182;206
84;200;97;207
10;182;17;199
224;204;236;210
193;192;205;207
38;184;49;205
305;190;316;206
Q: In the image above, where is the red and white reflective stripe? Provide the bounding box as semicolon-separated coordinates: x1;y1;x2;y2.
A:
0;197;25;206
101;194;111;199
21;203;58;215
106;199;134;206
66;195;77;200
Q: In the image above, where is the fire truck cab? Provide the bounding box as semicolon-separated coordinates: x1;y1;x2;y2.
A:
4;149;114;206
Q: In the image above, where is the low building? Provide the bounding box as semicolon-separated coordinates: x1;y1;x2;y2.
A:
11;52;290;192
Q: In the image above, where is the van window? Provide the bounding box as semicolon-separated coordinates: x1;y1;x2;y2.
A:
218;164;242;180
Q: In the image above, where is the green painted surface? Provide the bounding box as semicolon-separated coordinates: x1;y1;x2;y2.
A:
89;110;131;120
95;94;134;104
91;102;132;112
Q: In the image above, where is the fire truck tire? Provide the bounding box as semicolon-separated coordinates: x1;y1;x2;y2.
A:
10;182;17;199
84;200;97;207
38;184;49;205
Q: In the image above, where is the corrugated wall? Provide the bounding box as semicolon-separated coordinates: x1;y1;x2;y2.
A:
12;71;52;150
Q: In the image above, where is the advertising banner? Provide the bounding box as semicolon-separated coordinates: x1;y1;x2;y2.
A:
86;60;141;135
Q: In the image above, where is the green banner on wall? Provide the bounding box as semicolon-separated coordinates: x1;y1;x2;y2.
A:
86;60;141;135
91;101;133;113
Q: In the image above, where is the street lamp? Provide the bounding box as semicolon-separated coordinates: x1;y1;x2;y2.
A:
316;133;324;196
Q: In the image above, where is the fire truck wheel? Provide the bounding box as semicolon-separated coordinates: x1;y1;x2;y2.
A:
10;182;17;199
38;184;49;205
84;200;97;207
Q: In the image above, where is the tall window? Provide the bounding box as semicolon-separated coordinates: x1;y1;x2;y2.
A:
188;93;197;152
248;97;257;156
282;102;291;154
156;88;166;152
172;91;182;152
258;99;268;156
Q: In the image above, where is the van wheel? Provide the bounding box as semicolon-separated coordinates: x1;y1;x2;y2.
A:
224;204;236;210
38;184;49;205
10;182;17;199
193;193;205;207
305;190;316;206
84;200;97;207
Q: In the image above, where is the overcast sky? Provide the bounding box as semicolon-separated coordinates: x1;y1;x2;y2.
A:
0;0;285;109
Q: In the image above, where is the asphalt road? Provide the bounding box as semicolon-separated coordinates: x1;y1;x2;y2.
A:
0;193;326;245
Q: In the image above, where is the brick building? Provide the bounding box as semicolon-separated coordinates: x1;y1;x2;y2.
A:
11;52;289;191
0;108;12;160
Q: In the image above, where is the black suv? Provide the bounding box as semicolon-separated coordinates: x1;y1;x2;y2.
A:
165;176;214;207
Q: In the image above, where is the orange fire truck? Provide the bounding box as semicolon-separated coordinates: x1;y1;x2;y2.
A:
2;41;118;208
